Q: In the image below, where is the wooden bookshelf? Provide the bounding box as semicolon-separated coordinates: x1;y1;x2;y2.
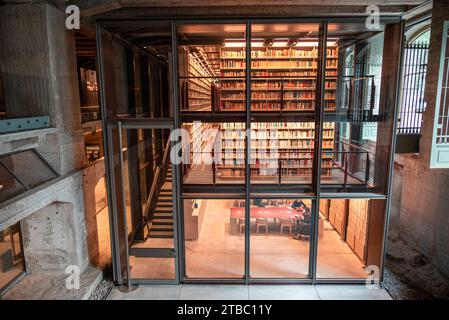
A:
220;45;338;111
183;122;218;166
217;122;335;179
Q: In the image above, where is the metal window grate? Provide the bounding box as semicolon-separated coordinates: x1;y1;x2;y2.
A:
436;30;449;144
398;43;429;134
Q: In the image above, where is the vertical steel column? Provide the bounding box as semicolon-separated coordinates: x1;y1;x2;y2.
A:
244;21;252;284
380;20;405;285
117;121;133;288
171;21;183;283
310;20;327;284
95;25;120;284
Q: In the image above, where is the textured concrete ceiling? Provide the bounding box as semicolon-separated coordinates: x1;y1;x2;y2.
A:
47;0;428;17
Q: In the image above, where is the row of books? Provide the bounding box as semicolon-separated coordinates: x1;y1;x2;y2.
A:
221;48;337;59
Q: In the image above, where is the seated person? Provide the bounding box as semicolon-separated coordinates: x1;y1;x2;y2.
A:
252;198;265;208
295;208;312;238
291;199;307;211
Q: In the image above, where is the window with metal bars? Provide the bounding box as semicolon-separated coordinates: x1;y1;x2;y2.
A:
430;21;449;168
398;42;429;135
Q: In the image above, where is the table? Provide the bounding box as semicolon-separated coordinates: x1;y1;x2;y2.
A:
229;206;304;234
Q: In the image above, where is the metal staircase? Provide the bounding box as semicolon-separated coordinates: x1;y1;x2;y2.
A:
148;166;174;239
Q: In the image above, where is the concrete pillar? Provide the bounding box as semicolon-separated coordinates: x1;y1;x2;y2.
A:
20;202;80;273
0;3;84;175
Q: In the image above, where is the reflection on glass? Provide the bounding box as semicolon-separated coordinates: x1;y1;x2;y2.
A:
184;199;245;279
321;22;398;194
317;198;385;279
0;165;26;203
99;22;172;119
249;198;312;278
0;223;25;290
0;150;57;189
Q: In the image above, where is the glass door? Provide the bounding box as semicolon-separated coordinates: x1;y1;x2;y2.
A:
107;123;179;284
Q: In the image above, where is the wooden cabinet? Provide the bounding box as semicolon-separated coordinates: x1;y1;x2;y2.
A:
320;199;330;219
347;199;385;266
329;199;348;239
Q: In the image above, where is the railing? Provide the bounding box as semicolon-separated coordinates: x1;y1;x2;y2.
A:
189;144;371;187
398;42;429;134
337;75;377;123
143;139;171;234
334;140;372;185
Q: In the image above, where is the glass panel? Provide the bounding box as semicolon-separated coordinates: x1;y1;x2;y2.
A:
251;23;320;112
0;223;25;290
184;199;245;279
121;127;175;280
99;22;172;120
177;24;247;113
0;164;26;203
0;150;57;189
316;198;385;279
129;257;175;280
181;121;246;185
250;198;312;278
249;122;316;185
322;22;401;193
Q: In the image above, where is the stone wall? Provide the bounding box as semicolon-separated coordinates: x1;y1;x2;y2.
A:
391;0;449;280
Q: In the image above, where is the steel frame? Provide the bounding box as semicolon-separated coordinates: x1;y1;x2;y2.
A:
95;15;404;286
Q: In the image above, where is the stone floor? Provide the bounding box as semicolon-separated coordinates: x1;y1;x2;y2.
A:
107;284;392;300
3;265;103;300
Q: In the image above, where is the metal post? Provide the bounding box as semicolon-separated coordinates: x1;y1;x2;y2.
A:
117;121;138;292
171;21;183;283
310;20;327;284
244;21;251;284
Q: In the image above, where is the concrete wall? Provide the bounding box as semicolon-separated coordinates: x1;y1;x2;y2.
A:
0;2;108;285
0;3;84;175
391;0;449;278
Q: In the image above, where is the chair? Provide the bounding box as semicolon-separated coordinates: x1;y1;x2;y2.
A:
237;218;245;234
256;218;268;235
280;218;293;235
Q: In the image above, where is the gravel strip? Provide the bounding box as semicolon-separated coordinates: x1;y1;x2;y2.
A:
383;267;434;300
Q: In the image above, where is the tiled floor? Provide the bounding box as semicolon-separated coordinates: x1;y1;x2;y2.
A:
107;284;392;300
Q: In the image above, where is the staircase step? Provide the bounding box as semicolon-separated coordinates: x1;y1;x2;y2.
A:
155;207;172;213
154;212;173;219
149;231;174;239
158;197;172;202
151;224;173;232
157;202;172;207
152;218;174;225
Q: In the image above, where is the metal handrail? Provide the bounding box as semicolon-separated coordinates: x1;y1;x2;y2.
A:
143;139;171;226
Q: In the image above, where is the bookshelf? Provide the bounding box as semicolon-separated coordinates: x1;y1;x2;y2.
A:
219;45;338;111
217;122;334;179
183;122;218;166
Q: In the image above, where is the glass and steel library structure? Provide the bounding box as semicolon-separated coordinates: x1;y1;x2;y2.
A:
96;16;403;285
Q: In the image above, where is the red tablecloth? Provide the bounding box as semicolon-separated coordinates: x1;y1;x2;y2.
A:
230;207;303;220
